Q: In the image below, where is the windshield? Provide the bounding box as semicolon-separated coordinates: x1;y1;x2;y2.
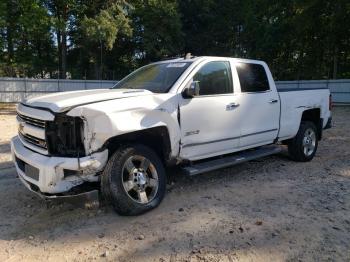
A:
112;62;192;93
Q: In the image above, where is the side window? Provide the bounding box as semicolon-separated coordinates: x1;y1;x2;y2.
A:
193;61;233;96
236;63;270;92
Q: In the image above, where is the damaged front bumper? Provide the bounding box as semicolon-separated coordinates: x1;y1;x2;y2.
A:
11;136;108;198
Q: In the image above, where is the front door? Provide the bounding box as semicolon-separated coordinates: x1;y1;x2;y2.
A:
179;61;241;160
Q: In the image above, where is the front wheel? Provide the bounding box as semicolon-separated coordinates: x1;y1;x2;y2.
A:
287;121;318;162
101;144;166;215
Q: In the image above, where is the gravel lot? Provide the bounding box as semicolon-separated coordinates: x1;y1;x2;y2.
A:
0;105;349;262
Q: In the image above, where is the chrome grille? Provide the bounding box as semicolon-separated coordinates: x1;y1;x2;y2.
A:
17;113;48;151
19;131;47;149
17;113;46;128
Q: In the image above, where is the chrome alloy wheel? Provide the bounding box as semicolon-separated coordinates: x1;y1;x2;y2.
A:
122;155;159;204
302;128;316;156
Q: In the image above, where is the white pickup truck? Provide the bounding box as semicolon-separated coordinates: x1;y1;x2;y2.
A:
11;56;332;215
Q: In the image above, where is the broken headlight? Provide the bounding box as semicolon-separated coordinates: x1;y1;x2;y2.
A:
46;114;86;157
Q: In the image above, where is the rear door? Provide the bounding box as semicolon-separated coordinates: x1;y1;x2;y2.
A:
233;62;280;148
179;60;241;160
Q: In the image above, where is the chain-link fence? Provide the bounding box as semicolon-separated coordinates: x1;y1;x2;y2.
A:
0;78;118;103
0;78;349;104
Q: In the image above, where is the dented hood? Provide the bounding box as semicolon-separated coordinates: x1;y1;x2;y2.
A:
23;89;153;113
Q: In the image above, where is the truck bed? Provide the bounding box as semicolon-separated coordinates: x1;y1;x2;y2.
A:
277;87;331;141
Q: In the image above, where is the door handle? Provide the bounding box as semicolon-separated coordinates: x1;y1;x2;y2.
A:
226;102;240;110
268;99;279;104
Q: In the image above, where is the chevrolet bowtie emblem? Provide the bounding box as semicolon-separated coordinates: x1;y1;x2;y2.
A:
18;122;24;133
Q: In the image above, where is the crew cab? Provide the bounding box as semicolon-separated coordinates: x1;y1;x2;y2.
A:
11;56;332;215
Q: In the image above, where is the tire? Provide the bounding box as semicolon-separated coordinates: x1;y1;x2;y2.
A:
101;144;166;215
288;121;318;162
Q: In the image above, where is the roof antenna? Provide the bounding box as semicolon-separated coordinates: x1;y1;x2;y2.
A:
185;53;192;59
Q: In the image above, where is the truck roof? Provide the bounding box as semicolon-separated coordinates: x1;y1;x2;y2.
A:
157;56;265;65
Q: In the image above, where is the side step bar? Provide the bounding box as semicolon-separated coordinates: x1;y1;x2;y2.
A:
182;145;282;176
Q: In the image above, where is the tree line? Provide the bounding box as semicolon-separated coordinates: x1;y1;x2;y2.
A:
0;0;349;81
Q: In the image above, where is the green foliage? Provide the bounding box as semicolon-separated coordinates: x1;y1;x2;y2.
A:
0;0;55;77
0;0;349;80
179;0;242;56
131;0;184;62
82;2;132;50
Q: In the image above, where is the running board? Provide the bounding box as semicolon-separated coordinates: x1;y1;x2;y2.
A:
182;145;282;176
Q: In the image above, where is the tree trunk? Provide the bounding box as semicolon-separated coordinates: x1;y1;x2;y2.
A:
6;0;15;76
61;30;67;79
94;58;99;80
6;24;14;61
57;29;62;78
60;4;68;79
37;41;44;78
333;45;338;79
55;2;68;79
99;39;103;80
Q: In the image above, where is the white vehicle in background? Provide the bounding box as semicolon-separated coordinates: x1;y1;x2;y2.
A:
11;55;332;215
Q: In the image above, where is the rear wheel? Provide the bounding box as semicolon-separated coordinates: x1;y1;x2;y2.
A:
101;144;166;215
288;121;318;162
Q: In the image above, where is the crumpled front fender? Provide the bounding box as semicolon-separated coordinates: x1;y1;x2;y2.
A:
66;94;181;157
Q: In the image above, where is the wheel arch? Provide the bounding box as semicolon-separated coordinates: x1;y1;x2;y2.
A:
103;126;173;165
300;108;322;140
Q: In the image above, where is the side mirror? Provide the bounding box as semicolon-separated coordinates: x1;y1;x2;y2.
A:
184;81;200;98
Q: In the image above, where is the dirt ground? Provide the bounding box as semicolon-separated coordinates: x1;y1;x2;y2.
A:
0;105;349;262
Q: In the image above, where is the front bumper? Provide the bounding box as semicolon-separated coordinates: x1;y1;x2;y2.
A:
11;136;108;196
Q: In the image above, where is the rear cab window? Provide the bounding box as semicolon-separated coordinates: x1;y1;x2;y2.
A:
235;62;270;92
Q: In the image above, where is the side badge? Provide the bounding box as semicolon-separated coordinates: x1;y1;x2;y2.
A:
185;130;200;136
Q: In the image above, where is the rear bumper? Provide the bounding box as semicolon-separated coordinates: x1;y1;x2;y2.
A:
324;117;332;130
11;136;108;196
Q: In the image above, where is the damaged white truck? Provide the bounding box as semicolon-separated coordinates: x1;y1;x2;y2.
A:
11;56;332;215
